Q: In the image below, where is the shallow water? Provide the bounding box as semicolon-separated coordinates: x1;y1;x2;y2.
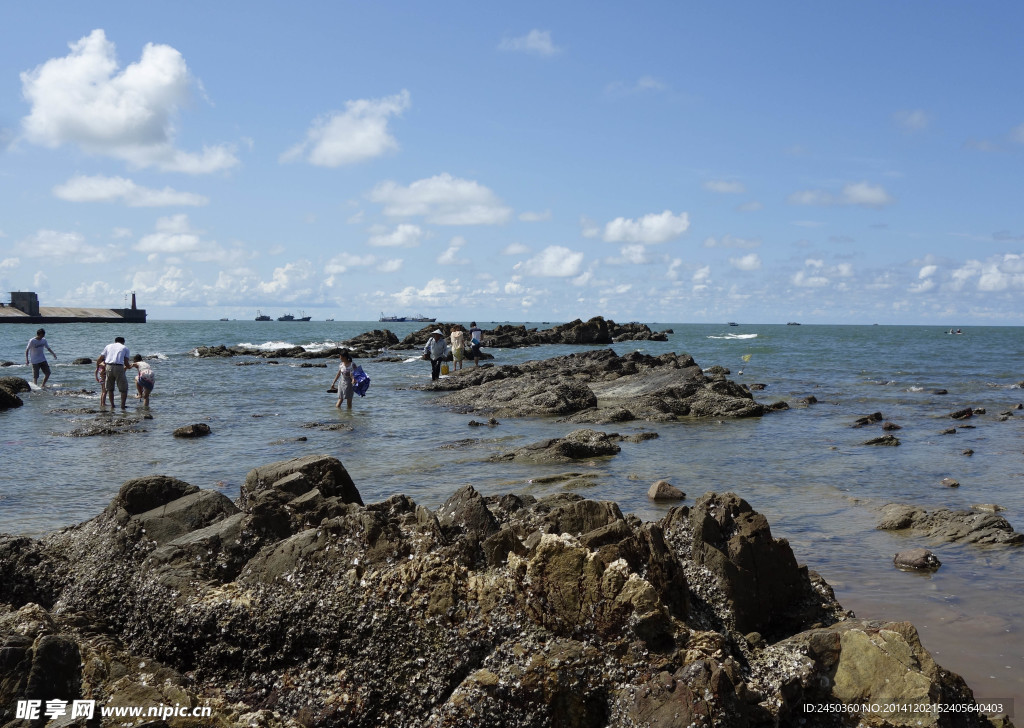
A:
1;320;1021;708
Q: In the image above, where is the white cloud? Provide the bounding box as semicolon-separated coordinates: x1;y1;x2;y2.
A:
256;260;315;297
729;253;761;271
692;265;711;284
703;234;760;249
368;173;512;225
894;109;930;131
20;30;237;173
703;180;745;194
1;257;19;271
280;90;410;167
502;242;530;255
325;252;376;275
498;29;561;57
788;182;893;208
19;229;118;264
376;258;403;273
53;175;208;206
612;244;648;264
392;277;460;306
438;236;469;265
792;270;828;287
601;210;690;244
368;223;424;248
918;264;938;279
910;279;936;294
519;210;552;222
522;245;584;277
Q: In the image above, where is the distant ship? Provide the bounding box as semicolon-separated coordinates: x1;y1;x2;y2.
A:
379;312;436;322
325;317;335;322
219;317;229;321
255;310;271;321
278;311;311;321
728;322;739;326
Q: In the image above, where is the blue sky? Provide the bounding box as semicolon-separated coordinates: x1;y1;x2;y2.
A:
2;2;1023;324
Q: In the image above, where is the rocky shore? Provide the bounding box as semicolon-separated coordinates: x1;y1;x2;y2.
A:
190;317;669;362
421;348;769;422
0;454;1010;728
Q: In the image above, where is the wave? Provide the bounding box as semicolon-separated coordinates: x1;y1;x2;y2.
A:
707;333;758;340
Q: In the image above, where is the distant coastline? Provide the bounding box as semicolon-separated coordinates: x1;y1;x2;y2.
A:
0;291;146;324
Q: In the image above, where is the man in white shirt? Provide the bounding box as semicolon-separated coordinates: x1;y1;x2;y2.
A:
96;336;130;408
25;328;57;387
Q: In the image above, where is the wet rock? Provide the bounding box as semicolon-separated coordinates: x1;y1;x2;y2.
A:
863;434;900;446
63;415;148;436
878;503;1024;545
971;504;1004;513
489;428;623;463
894;548;941;571
0;386;23;410
929;388;948;395
0;376;30;394
431;349;763;422
882;421;902;431
852;411;883;428
0;457;999;728
963;449;974;456
467;417;499;427
950;407;974;420
801;395;818;405
940;477;960;488
941;427;957;435
172;423;210;438
397;316;668;350
71;357;92;365
648;480;685;501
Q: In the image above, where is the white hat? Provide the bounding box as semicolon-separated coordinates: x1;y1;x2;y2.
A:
431;329;444;336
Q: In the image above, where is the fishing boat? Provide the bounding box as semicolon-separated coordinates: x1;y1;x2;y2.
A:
408;314;436;322
379;312;404;322
728;322;739;327
325;317;335;322
255;310;271;321
297;311;312;321
277;313;295;321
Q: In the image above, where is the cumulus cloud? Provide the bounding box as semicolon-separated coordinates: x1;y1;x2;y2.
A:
792;270;828;287
1;257;20;271
392;278;460;307
521;245;584;277
376;258;403;273
325;252;376;275
368;223;424;248
19;229;118;264
788;182;893;208
498;29;561;57
692;265;711;285
894;109;930;131
599;210;690;244
519;210;552;222
438;236;469;265
280;90;410;167
368;173;512;225
53;174;208;206
256;260;315;297
703;180;745;194
20;30;237;173
502;242;530;255
135;214;201;254
729;253;761;271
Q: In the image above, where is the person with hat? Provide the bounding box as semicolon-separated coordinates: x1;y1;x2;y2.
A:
423;329;448;381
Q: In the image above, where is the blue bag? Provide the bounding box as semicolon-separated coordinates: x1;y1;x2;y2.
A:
352;366;370;397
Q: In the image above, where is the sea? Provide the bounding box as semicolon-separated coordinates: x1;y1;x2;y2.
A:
2;319;1021;711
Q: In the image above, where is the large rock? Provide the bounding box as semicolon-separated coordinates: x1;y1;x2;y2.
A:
0;458;1005;728
396;316;670;350
878;503;1024;545
489;428;623;463
239;454;363;510
430;349;763;422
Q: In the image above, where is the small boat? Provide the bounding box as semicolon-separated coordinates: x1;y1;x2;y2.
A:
728;322;739;327
255;310;271;321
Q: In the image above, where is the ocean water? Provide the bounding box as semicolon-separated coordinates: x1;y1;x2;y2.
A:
2;320;1022;708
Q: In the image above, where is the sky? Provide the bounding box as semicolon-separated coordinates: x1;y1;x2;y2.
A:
1;2;1023;324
